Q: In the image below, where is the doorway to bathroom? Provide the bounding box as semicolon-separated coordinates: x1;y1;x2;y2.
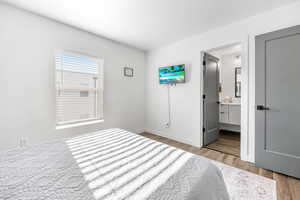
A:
202;43;243;157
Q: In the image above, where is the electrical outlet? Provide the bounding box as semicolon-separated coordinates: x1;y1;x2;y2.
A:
20;139;27;148
165;122;170;128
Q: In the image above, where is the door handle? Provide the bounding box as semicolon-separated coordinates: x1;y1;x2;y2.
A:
256;105;270;111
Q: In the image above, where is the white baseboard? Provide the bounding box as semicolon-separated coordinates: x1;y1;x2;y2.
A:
220;123;241;132
144;128;201;148
133;128;146;134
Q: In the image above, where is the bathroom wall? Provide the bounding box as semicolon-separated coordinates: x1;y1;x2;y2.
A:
219;52;241;103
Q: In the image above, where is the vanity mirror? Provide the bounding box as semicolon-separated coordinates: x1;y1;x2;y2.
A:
235;67;241;97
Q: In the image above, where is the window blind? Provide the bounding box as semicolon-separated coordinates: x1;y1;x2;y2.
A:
55;52;103;125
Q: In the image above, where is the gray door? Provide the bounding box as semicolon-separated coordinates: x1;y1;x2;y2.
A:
203;53;220;146
256;25;300;178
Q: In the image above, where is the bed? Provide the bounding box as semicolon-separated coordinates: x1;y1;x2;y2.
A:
0;128;229;200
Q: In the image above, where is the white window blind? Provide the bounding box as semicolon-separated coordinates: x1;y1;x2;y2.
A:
55;51;103;126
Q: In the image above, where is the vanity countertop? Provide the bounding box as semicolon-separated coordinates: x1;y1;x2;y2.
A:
220;102;241;106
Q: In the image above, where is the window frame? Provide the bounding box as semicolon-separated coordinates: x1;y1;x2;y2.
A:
54;50;104;128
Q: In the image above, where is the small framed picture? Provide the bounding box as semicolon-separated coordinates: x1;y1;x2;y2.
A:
124;67;134;77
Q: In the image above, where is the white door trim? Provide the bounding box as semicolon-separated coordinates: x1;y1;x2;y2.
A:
200;36;251;162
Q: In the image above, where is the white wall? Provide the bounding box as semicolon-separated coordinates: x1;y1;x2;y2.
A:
0;3;145;150
145;1;300;162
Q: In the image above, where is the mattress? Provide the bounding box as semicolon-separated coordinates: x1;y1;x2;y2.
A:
0;128;229;200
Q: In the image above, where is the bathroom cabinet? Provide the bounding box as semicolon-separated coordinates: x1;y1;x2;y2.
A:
219;103;241;131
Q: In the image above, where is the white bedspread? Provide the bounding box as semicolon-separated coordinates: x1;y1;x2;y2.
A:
0;128;229;200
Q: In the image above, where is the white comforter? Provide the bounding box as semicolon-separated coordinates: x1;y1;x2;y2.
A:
0;128;229;200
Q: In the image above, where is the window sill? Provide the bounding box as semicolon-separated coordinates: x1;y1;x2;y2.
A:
56;119;104;130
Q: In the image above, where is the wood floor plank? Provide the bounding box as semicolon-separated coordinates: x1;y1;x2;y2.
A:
287;176;300;200
141;132;300;200
205;130;240;157
222;154;237;167
274;173;292;200
246;162;259;174
258;168;274;179
215;151;226;162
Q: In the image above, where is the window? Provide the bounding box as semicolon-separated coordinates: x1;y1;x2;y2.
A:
55;51;103;126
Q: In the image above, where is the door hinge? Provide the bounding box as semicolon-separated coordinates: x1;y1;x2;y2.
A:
203;60;206;66
203;94;206;99
203;127;206;132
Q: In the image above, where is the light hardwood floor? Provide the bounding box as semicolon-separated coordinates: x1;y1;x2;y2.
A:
205;130;240;157
140;132;300;200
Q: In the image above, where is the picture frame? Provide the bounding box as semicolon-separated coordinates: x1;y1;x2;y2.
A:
124;67;134;77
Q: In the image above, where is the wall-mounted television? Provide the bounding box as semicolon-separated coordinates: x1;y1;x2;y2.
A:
159;64;185;84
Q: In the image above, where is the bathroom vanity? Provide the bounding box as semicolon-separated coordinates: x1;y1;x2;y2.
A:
219;102;241;132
